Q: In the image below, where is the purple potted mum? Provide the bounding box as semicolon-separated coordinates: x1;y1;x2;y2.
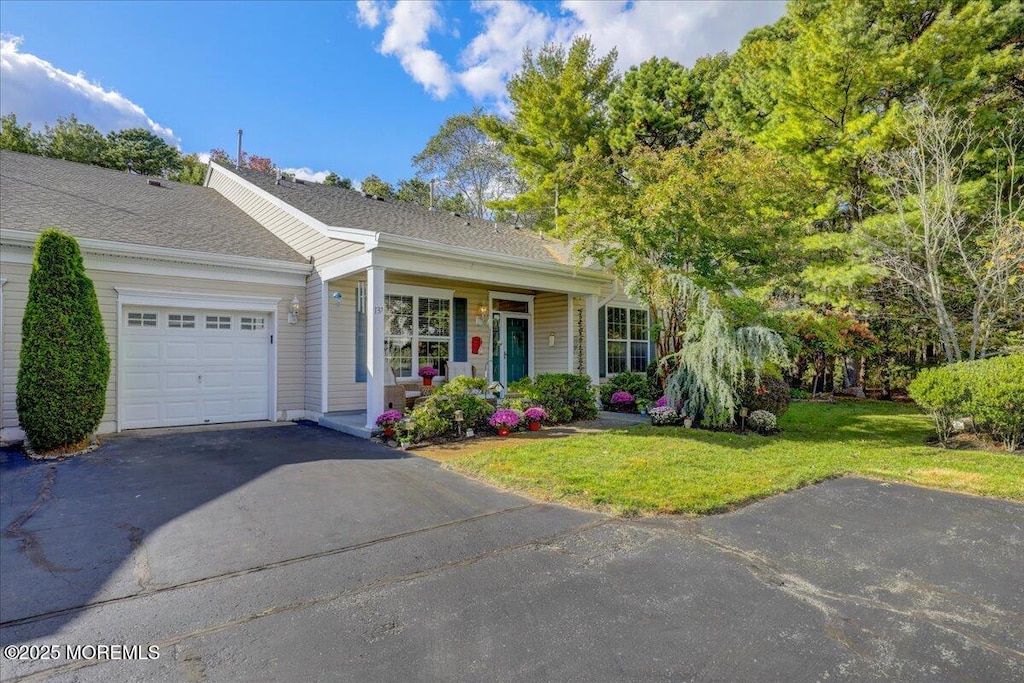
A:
523;406;548;431
375;409;404;437
418;365;438;386
489;409;521;436
609;390;635;412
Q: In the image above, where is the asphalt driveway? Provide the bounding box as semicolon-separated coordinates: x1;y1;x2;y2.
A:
1;423;1021;682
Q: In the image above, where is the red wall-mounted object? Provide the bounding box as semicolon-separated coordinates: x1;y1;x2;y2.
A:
471;336;483;355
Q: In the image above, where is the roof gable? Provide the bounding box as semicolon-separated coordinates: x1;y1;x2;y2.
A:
227;165;578;267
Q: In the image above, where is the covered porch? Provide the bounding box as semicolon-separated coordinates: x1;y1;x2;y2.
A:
311;245;610;438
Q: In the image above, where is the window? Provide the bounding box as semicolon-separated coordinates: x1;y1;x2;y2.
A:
127;311;157;328
240;316;265;331
168;313;196;329
384;292;451;378
205;315;232;330
606;306;649;374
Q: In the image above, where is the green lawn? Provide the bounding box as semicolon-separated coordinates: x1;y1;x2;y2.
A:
445;401;1024;515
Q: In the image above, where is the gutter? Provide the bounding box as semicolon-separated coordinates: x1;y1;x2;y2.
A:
0;229;313;275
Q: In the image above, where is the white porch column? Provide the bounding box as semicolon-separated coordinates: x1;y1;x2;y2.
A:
364;265;386;429
584;294;600;386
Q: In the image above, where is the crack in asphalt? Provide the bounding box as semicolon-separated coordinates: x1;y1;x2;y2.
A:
680;525;1024;666
3;516;611;683
0;502;540;630
115;523;152;591
2;467;80;574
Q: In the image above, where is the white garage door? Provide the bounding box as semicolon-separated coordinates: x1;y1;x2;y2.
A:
121;307;271;429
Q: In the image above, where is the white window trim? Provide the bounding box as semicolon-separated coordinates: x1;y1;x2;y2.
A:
384;284;455;380
604;304;650;377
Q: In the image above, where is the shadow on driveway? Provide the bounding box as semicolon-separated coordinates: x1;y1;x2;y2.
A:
0;422;532;637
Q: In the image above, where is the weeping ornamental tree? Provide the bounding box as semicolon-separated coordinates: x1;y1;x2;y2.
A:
642;274;788;427
17;230;110;453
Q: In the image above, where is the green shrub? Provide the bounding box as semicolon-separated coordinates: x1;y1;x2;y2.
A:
17;230;111;453
509;373;597;423
965;356;1024;451
408;391;494;440
434;375;488;396
908;364;972;444
736;373;791;418
908;356;1023;449
501;396;536;413
599;372;660;408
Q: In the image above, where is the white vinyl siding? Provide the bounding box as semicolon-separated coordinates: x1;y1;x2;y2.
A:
0;254;306;434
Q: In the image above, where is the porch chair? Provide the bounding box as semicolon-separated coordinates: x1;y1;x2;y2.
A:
385;366;422;410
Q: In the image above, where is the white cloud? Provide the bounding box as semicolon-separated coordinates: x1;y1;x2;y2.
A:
356;0;383;28
0;36;177;142
379;1;453;99
356;0;787;104
196;152;211;164
282;167;332;183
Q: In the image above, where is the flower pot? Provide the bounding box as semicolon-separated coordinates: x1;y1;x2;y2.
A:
384;427;394;437
422;377;432;387
497;428;510;436
683;418;693;428
528;422;541;431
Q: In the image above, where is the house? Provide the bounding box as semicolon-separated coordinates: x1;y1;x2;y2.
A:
0;151;650;443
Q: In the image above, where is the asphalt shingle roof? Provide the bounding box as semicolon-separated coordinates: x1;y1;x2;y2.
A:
230;165;576;266
0;151;306;263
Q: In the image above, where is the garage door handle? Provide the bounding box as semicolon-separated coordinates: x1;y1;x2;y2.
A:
198;374;203;384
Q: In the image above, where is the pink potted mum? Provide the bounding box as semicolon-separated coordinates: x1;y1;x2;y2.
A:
418;365;438;386
489;409;521;436
524;406;548;431
375;409;403;437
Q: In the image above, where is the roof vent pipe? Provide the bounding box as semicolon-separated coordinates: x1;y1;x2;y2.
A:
429;178;435;211
236;128;243;169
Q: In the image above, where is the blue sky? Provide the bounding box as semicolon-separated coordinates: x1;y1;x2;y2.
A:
0;1;785;184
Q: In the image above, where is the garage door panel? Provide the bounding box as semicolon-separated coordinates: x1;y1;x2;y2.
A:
202;342;236;361
165;371;198;391
121;307;271;430
124;341;160;361
237;342;269;361
165;342;200;362
123;371;160;391
164;400;202;421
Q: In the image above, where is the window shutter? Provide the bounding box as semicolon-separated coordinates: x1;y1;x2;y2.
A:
453;298;468;362
355;298;366;383
598;305;606;378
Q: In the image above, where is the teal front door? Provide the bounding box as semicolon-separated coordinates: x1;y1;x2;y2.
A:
505;317;529;384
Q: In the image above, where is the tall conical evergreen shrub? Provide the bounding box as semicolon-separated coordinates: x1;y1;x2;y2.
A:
17;230;110;452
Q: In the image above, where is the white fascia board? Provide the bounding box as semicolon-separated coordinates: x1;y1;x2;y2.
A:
372;249;605;296
115;287;282;312
318;251;374;282
0;229;311;277
208;163;380;248
373;236;611;291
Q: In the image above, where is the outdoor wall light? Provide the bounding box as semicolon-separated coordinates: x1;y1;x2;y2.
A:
548;332;556;347
332;291;343;306
288;295;302;325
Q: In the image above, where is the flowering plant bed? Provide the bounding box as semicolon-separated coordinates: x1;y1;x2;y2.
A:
609;391;636;412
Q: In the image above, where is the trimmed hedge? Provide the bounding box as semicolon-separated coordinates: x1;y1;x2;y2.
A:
908;355;1023;450
509;373;598;423
17;230;110;452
